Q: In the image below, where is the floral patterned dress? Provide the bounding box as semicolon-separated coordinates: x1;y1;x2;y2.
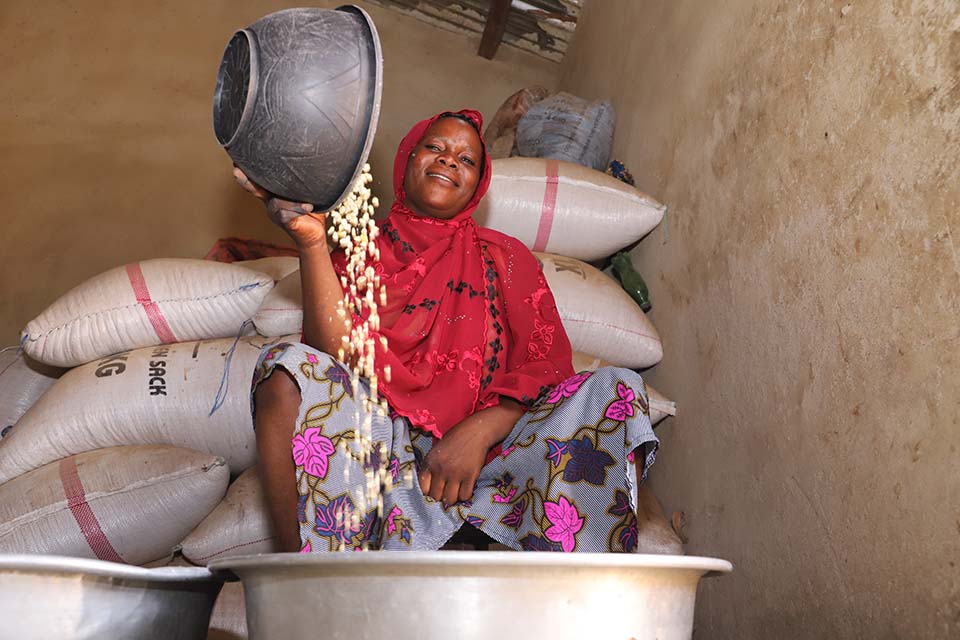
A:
252;343;658;553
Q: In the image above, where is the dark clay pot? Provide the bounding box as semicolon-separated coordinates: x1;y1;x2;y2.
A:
213;5;382;210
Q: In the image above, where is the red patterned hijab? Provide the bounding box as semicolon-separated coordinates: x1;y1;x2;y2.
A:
337;110;573;438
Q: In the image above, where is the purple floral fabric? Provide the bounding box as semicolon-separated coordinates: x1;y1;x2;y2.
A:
252;343;657;552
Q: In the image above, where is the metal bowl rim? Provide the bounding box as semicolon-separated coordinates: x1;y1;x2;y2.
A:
0;554;218;583
209;551;733;575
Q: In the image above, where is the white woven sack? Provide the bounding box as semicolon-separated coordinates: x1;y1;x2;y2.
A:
537;253;662;368
0;445;228;565
21;258;274;368
180;465;279;565
474;157;666;262
235;256;300;282
0;335;296;485
570;352;676;425
253;271;302;337
208;582;248;639
0;347;64;438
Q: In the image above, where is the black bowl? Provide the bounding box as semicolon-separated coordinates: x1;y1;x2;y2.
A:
214;5;382;210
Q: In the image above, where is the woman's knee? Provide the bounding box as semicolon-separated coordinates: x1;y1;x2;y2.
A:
254;368;301;415
584;366;644;389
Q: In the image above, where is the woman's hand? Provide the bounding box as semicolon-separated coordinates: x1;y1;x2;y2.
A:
233;166;329;251
418;420;491;506
232;166;348;355
418;399;525;506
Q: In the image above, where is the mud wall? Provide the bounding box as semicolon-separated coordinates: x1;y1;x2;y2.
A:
560;1;959;637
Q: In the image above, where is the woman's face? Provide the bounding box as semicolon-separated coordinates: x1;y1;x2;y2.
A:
403;117;483;220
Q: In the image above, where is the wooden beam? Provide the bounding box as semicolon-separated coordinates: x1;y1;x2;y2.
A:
478;0;511;59
525;9;577;23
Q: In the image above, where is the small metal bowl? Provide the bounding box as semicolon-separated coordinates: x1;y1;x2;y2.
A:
0;555;223;640
211;551;732;640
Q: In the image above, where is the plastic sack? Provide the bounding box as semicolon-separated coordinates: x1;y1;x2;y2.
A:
473;157;665;262
180;466;279;565
0;335;296;485
0;445;228;565
515;92;615;171
252;272;302;338
537;253;662;368
21;259;273;368
0;348;64;438
484;86;550;141
234;256;300;283
635;485;685;555
485;86;550;159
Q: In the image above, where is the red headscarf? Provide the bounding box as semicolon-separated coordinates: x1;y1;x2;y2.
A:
336;110;574;438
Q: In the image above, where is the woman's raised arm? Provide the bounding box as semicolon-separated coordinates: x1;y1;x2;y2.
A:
233;167;349;357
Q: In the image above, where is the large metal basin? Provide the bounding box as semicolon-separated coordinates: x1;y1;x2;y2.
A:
0;555;223;640
211;552;732;640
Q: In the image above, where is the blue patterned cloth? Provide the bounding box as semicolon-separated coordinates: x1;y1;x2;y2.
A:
252;342;658;552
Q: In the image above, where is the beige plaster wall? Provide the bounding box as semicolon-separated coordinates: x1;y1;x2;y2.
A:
0;0;558;344
561;1;959;638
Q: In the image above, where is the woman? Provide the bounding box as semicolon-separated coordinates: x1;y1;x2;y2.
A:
237;110;658;553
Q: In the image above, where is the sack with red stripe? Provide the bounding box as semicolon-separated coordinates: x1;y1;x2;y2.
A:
571;352;676;426
473;157;666;262
537;253;662;368
0;347;64;438
20;259;274;368
180;465;279;565
0;445;228;565
0;335;294;485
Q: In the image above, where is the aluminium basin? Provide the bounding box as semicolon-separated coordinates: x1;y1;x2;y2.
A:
211;551;732;640
0;555;223;640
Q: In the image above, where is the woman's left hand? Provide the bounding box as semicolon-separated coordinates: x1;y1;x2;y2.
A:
418;422;488;506
418;399;525;506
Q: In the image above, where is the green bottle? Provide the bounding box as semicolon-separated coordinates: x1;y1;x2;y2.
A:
611;251;651;312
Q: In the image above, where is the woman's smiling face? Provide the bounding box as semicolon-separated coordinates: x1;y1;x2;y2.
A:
402;117;484;220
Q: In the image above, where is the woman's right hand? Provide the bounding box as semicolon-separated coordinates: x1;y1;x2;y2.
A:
233;166;330;251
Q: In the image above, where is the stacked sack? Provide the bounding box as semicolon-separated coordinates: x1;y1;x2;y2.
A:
0;256;300;637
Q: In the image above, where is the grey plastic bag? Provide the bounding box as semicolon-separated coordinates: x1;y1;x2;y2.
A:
515;92;615;170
